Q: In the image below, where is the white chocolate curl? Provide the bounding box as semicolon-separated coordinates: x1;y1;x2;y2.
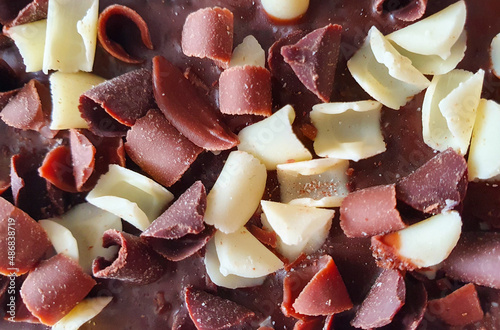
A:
260;0;309;21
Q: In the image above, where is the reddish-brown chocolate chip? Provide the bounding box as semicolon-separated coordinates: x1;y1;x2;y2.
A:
184;287;255;330
219;66;272;116
38;145;76;193
93;229;165;285
374;0;428;21
247;224;278;248
442;232;500;289
340;184;406;238
152;56;239;151
181;7;234;69
8;0;47;27
396;149;467;214
98;4;153;64
69;129;96;191
281;24;342;103
79;68;155;136
0;197;51;275
125;109;203;187
427;283;484;326
20;254;96;326
351;269;405;329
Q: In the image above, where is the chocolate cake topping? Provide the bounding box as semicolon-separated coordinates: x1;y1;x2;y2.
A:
7;0;47;27
0;89;19;111
389;277;427;330
247;224;278;248
374;0;428;22
69;129;96;191
10;153;34;206
38;145;76;193
0;0;31;25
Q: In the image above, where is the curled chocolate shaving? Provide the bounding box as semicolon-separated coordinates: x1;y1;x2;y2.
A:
373;0;428;22
20;254;96;326
93;229;165;285
219;65;272;116
79;68;155;137
125;109;203;187
98;4;153;64
8;0;48;27
38;145;76;193
152;56;239;151
0;89;19;111
70;129;95;191
181;7;234;69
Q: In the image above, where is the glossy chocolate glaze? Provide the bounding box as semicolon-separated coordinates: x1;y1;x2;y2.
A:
1;0;500;329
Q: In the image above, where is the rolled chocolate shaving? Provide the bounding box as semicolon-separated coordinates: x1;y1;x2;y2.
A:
79;68;155;136
181;7;234;69
281;24;342;103
8;0;48;27
70;129;96;191
152;56;239;151
93;229;165;285
0;88;19;110
125;109;203;187
219;65;272;116
6;281;42;324
38;145;76;193
97;4;153;64
373;0;428;22
20;254;96;326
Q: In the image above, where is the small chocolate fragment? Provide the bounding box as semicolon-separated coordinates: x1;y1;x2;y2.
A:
281;24;342;102
373;0;428;22
396;149;467;214
0;0;31;25
152;56;239;151
0;197;52;275
93;229;165;285
184;287;255;330
8;0;48;27
0;89;19;110
351;269;405;329
340;184;406;238
125;110;203;187
0;59;18;92
293;317;324;330
427;283;484;326
98;4;153;64
10;153;33;206
247;224;277;248
442;232;500;289
38;145;76;193
70;129;96;191
181;7;234;69
20;254;96;326
172;306;197;330
388;277;427;330
219;65;272;116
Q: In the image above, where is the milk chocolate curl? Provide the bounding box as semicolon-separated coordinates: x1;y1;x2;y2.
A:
152;56;239;151
281;24;342;102
125;110;203;187
442;232;500;289
396;149;467;214
181;7;234;69
20;254;96;326
98;4;153;64
374;0;428;22
70;129;95;191
219;65;272;116
93;229;165;285
8;0;48;27
427;283;484;326
340;184;406;238
79;68;155;137
0;197;52;275
38;145;76;193
0;0;31;25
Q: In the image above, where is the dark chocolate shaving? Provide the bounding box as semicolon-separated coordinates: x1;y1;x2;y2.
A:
281;24;342;103
374;0;428;22
152;55;239;151
0;0;31;25
0;88;19;110
125;109;203;187
0;59;19;92
93;229;165;285
98;4;153;64
8;0;48;27
20;254;96;326
38;145;76;193
387;276;427;330
172;306;197;330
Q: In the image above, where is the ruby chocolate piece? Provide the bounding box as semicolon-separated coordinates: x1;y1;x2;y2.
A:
184;287;255;330
340;184;406;238
93;229;165;285
20;254;96;326
219;65;272;116
181;7;234;69
427;283;484;326
442;232;500;289
0;197;52;275
281;24;342;103
373;0;428;22
396;149;467;214
351;269;406;329
125;109;203;187
247;224;278;248
69;129;96;191
152;56;239;151
38;145;76;193
8;0;48;27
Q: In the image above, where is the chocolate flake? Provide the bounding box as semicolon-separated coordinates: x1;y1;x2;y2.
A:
373;0;428;22
69;129;96;191
8;0;48;27
38;145;76;193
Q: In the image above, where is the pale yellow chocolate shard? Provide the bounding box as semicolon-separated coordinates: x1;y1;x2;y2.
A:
52;297;113;330
4;20;47;72
230;35;265;68
39;220;79;262
492;33;500;79
260;0;310;20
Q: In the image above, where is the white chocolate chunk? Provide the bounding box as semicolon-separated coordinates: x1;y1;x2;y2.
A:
387;0;466;59
260;0;309;21
43;0;99;73
468;100;500;181
204;151;267;233
52;297;112;330
311;101;386;161
215;228;283;278
277;158;349;207
492;33;500;79
422;69;484;154
204;239;266;289
39;220;79;262
4;20;47;72
49;71;105;130
86;165;173;231
238;105;312;170
230;35;265;68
